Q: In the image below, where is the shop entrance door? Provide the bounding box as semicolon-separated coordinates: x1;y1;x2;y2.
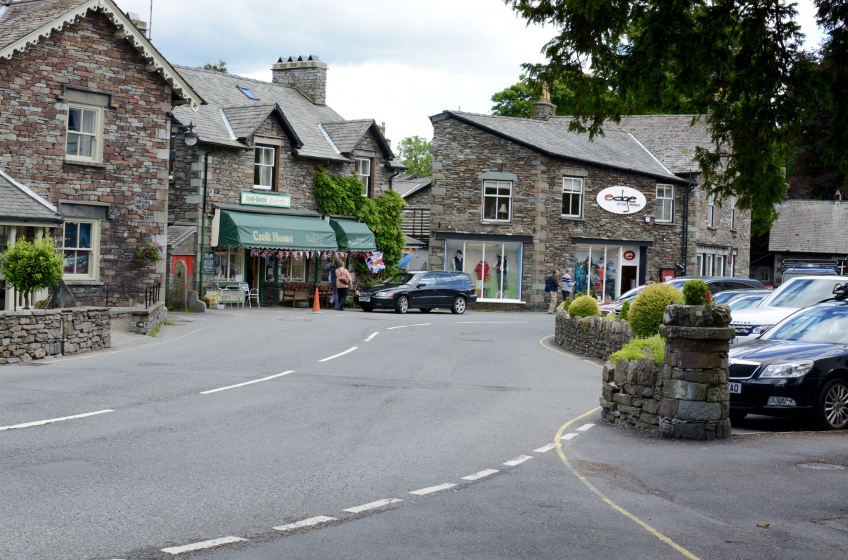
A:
621;266;638;292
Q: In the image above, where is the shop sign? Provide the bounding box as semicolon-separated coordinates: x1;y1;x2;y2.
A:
623;250;636;261
596;187;646;214
240;192;291;208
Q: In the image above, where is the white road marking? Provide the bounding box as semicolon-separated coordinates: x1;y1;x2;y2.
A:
410;483;456;495
201;371;293;394
386;325;407;330
534;443;556;453
456;321;529;324
576;423;596;431
560;433;579;441
364;332;379;342
0;409;113;431
503;455;533;466
274;516;337;531
162;536;246;554
343;498;402;513
461;469;499;481
408;323;431;327
319;347;358;362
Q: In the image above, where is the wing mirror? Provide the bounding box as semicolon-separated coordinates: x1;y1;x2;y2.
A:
417;282;427;288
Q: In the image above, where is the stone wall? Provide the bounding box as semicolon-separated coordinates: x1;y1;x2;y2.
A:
688;177;752;277
0;11;170;306
555;309;633;361
0;308;111;364
129;302;167;335
601;358;663;430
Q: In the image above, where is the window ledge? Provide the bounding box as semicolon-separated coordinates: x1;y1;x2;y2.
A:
481;221;512;225
707;226;717;231
560;215;584;221
63;279;103;286
64;159;106;169
654;221;676;226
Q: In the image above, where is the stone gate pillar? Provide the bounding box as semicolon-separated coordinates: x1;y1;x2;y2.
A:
658;304;735;440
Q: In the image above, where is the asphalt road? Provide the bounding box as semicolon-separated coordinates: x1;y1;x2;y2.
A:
1;306;845;560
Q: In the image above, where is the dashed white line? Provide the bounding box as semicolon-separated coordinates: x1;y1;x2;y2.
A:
560;433;579;441
0;409;114;431
461;469;499;481
274;516;337;531
200;371;293;394
162;536;246;555
319;347;358;362
364;332;379;342
408;323;431;327
576;423;596;431
503;455;533;467
534;443;556;453
386;325;407;330
410;483;456;495
343;498;403;513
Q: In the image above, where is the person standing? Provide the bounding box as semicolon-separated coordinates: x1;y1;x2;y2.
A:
328;260;340;307
335;264;351;311
545;269;560;314
561;268;574;302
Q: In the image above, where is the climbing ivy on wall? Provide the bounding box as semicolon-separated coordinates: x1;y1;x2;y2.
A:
314;166;406;273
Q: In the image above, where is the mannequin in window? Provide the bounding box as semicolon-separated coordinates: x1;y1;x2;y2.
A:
453;250;463;272
474;260;491;297
496;254;509;298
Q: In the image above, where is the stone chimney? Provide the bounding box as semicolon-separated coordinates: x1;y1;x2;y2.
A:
531;84;556;121
126;12;148;34
271;55;328;105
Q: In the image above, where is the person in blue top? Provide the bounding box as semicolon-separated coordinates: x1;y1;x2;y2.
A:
561;268;574;302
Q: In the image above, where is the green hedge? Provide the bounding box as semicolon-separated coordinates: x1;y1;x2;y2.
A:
569;295;601;318
627;283;683;337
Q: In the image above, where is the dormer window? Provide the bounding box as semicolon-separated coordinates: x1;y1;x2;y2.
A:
237;86;259;100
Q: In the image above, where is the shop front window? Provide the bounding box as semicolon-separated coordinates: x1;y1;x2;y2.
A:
576;245;639;301
214;247;243;281
444;238;522;301
276;255;306;282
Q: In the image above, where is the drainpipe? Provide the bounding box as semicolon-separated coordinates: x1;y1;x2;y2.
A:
388;165;402;191
680;173;697;277
198;146;216;294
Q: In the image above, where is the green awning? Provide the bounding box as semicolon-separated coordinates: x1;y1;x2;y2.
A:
217;210;338;250
329;218;377;251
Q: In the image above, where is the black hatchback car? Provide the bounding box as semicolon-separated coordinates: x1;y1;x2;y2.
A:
728;292;848;430
354;271;477;314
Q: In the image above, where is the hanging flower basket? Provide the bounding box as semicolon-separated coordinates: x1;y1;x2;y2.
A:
136;240;163;263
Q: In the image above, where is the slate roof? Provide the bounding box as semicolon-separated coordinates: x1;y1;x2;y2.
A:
768;200;848;254
167;225;195;247
599;115;713;174
0;168;63;223
437;111;685;183
394;175;432;199
321;120;372;154
0;0;86;49
172;66;394;163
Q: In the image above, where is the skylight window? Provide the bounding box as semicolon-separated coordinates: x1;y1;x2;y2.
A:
237;86;259;100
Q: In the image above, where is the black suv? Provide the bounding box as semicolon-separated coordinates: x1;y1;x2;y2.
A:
354;271;477;314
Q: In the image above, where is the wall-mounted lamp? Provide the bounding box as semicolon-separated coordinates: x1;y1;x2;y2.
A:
184;122;199;147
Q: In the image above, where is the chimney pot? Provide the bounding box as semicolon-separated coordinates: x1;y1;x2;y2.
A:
531;83;556;121
272;56;328;105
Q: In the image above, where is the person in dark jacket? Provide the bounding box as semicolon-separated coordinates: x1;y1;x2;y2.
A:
328;261;340;307
546;269;560;313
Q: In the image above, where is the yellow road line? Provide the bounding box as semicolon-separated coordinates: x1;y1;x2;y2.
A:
555;410;702;560
539;335;603;368
42;315;247;364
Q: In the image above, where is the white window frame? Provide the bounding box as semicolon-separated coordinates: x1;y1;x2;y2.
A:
730;197;737;230
253;145;276;190
562;177;584;218
655;184;674;223
707;195;715;228
62;218;100;280
65;103;104;163
356;157;371;197
482;180;513;223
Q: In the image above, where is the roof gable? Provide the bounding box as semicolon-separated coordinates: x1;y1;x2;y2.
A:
0;0;203;111
321;119;394;159
0;169;63;223
221;103;302;147
768;200;848;254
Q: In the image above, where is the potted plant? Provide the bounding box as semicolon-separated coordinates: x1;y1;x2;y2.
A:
136;240;163;263
203;294;221;309
0;238;63;309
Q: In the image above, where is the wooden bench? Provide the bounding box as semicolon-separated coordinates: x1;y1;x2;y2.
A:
282;281;313;307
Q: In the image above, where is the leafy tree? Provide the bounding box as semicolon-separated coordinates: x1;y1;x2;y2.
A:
0;237;63;308
202;59;228;73
395;136;432;176
503;0;847;234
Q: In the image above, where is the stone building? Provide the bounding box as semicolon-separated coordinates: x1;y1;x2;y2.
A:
0;0;203;307
168;56;401;303
429;109;690;310
395;173;432;268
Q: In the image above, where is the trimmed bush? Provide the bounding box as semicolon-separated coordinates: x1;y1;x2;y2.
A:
619;300;631;321
574;291;584;298
568;295;601;318
561;297;572;312
682;279;715;305
628;283;683;337
608;335;666;365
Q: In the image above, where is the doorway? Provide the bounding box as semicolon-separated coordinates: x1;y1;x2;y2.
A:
621;266;638;293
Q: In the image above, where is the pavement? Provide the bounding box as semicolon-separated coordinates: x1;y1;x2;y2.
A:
0;305;845;559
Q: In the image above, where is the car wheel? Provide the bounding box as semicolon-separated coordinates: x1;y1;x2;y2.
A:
729;410;748;422
419;308;432;313
361;306;374;312
816;378;848;430
450;296;466;315
395;295;409;314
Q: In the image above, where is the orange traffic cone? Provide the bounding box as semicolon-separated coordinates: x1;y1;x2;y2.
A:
309;286;324;314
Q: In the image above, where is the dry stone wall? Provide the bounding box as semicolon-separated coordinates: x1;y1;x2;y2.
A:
554;309;633;361
0;308;111;364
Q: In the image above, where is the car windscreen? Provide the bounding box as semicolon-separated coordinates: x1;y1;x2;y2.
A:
618;286;645;301
381;273;418;286
761;306;848;344
728;295;767;310
760;279;843;309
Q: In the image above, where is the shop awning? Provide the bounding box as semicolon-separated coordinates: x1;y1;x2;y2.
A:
216;210;338;250
329;218;377;251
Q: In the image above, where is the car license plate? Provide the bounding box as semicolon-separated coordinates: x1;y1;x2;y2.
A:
728;382;742;394
359;296;370;302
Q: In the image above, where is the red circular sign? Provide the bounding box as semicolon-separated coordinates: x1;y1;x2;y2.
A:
623;251;636;261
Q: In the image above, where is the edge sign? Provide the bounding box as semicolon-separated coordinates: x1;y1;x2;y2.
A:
596;186;646;214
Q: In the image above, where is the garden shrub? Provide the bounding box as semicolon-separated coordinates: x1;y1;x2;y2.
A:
561;298;572;312
608;335;666;365
682;279;714;305
619;300;631;321
627;283;683;337
568;295;601;318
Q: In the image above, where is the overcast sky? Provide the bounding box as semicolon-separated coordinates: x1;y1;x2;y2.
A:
117;0;825;145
